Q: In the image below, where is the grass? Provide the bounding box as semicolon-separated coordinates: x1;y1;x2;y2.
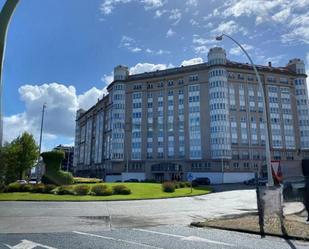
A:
0;183;211;201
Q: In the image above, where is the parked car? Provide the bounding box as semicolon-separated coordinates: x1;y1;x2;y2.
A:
243;178;256;185
16;180;27;184
283;176;305;202
124;178;139;182
192;177;211;186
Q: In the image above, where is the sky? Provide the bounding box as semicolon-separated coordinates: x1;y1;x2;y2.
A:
2;0;309;151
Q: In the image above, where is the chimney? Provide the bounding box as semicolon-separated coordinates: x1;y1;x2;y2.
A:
268;61;272;67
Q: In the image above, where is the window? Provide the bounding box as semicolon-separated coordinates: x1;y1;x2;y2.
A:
189;74;198;82
133;84;142;90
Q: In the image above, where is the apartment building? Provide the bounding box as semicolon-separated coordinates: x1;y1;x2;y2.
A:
73;47;309;183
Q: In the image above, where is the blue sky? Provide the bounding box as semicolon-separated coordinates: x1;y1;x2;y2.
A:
2;0;309;150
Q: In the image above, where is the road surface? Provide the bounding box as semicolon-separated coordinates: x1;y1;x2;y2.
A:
0;225;308;249
0;189;257;233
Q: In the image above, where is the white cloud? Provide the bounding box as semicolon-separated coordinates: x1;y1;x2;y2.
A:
229;44;254;56
281;12;309;44
272;8;290;23
186;0;198;7
211;20;247;35
3;83;106;144
192;35;218;54
166;28;176;37
129;62;173;74
189;19;199;26
142;0;164;10
100;0;164;15
101;73;114;85
120;35;170;54
119;35;142;52
154;9;168;18
180;57;203;66
169;9;182;25
100;0;132;15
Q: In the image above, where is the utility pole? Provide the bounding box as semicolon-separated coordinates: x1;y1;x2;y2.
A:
38;103;46;155
36;103;46;181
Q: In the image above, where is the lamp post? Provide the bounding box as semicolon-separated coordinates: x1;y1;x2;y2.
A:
36;103;46;181
0;0;20;147
216;34;274;186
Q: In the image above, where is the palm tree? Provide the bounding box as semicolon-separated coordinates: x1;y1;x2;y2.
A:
0;0;20;146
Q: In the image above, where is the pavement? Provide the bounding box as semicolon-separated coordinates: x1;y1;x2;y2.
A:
0;187;308;248
0;189;258;233
1;225;309;249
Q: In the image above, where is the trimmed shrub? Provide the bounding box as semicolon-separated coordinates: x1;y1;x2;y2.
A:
6;182;32;192
30;184;45;193
112;185;131;195
74;185;90;195
56;185;74;195
30;184;56;194
44;184;57;193
162;182;175;193
178;182;186;188
73;177;103;184
91;184;113;196
184;181;191;188
41;151;74;186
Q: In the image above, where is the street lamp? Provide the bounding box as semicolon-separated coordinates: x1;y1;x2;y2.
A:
216;33;274;186
36;103;47;181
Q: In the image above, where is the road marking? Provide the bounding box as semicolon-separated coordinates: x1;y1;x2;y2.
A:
133;228;184;238
73;231;164;249
4;239;57;249
134;228;235;247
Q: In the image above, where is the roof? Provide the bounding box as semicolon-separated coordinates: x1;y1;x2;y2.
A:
108;60;298;87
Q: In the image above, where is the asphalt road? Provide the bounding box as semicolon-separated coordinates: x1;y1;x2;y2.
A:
1;225;308;249
0;189;257;233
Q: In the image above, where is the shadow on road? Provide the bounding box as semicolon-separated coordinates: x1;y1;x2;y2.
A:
211;184;255;193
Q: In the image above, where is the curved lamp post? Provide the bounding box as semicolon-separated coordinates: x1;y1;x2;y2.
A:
0;0;20;146
216;33;274;186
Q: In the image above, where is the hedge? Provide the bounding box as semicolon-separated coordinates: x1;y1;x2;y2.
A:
91;184;113;196
56;185;74;195
30;184;56;194
6;182;32;192
74;185;90;195
162;182;175;193
112;185;131;195
41;151;74;186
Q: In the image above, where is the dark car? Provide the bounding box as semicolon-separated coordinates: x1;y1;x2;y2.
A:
124;178;139;182
243;178;256;185
192;177;211;186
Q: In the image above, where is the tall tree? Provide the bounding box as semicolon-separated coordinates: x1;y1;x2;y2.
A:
11;132;39;180
0;0;20;146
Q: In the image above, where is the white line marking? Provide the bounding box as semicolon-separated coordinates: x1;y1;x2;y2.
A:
73;231;164;249
4;239;57;249
134;228;184;238
134;228;235;247
181;236;235;246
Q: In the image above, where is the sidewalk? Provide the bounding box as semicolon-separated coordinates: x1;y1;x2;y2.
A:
284;202;305;216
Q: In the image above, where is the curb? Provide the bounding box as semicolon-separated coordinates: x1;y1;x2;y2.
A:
190;222;309;242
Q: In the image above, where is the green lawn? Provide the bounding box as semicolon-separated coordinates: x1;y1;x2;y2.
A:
0;183;212;201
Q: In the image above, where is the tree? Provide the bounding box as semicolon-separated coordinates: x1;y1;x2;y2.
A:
10;132;39;180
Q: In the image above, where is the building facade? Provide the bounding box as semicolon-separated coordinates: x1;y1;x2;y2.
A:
54;144;74;174
73;47;309;183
